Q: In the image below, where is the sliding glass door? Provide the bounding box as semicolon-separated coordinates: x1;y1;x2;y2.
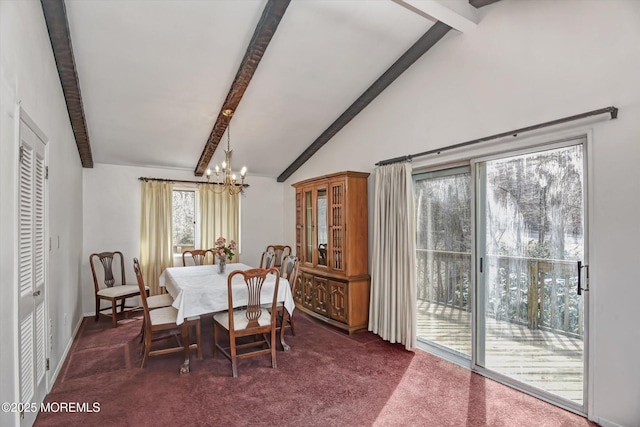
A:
414;138;588;411
475;141;587;408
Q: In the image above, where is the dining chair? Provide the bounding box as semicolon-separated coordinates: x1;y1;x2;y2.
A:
265;245;291;268
90;251;145;328
259;251;277;269
277;255;300;336
133;258;202;368
133;258;174;341
213;267;280;378
182;249;214;266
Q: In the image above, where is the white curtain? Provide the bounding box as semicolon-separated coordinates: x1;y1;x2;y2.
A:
368;162;417;351
198;185;240;262
140;180;174;296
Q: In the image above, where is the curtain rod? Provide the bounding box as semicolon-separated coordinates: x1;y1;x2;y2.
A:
138;177;249;188
375;106;618;166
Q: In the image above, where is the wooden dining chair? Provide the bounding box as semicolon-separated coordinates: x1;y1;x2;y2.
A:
134;258;202;368
259;251;276;269
182;249;214;266
90;251;145;328
133;258;174;341
265;245;291;268
277;255;300;336
213;267;280;378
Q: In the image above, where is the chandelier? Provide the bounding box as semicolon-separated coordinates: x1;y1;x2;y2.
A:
206;109;247;195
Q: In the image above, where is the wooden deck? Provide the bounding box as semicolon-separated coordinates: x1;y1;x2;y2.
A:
417;300;584;404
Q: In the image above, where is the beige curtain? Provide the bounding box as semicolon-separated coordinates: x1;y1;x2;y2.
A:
198;185;240;262
140;181;174;296
368;162;417;351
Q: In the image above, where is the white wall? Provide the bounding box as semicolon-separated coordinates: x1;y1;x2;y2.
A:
82;163;284;313
0;1;84;425
3;1;638;426
282;1;640;426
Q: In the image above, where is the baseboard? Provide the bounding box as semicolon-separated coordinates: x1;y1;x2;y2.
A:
47;315;83;392
597;418;624;427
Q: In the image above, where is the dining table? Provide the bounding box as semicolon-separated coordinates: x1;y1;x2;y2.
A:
159;263;295;373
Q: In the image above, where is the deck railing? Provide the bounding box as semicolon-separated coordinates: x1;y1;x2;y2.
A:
416;249;583;336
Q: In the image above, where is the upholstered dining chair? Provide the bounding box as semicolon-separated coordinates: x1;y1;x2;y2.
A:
90;251;144;328
213;267;280;378
133;258;202;368
259;251;277;269
277;255;300;337
182;249;214;266
133;258;174;341
265;245;291;268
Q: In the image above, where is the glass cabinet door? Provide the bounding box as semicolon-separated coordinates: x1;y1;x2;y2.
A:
295;190;302;258
317;188;328;267
304;190;313;264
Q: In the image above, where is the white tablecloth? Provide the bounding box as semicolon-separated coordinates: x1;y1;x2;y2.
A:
159;263;295;325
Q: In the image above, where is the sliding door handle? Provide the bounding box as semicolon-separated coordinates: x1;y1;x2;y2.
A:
577;261;582;295
577;261;589;295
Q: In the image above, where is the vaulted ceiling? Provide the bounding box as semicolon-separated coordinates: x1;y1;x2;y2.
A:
48;0;496;179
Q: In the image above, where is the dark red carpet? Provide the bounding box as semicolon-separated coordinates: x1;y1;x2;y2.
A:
35;313;596;426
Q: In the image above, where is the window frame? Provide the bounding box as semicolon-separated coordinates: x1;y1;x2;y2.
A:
171;183;243;257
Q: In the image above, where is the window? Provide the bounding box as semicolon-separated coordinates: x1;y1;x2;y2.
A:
173;190;196;255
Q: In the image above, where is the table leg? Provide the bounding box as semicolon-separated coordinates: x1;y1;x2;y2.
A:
179;322;190;374
280;309;291;352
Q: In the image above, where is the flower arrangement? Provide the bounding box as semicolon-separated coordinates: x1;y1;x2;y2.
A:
214;237;236;262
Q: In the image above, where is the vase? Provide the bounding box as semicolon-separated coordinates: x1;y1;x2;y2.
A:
218;256;226;274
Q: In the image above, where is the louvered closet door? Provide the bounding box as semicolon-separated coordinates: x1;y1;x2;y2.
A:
18;119;47;426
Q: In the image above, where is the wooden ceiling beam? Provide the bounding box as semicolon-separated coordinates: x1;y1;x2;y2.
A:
194;0;291;176
41;0;93;168
277;21;451;183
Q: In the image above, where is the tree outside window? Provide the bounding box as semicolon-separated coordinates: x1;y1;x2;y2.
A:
173;190;195;254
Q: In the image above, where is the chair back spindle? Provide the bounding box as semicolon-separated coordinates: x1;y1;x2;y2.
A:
100;257;116;287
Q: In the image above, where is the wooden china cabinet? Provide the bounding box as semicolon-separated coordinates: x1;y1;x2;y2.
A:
292;171;370;334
